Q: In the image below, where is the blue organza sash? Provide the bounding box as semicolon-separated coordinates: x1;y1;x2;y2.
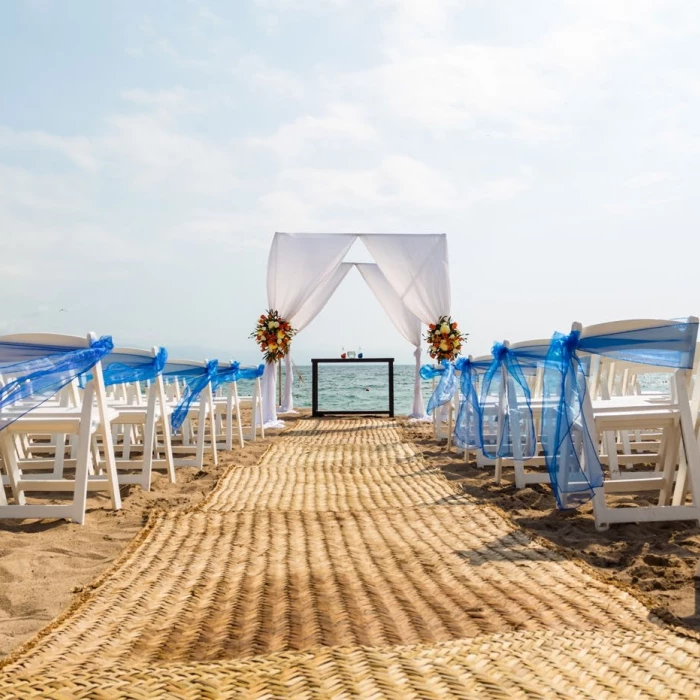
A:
419;364;445;381
211;363;264;392
542;331;603;508
99;347;168;387
211;361;241;393
542;320;698;509
238;364;265;380
0;336;114;431
425;361;458;414
166;360;218;432
452;357;488;450
480;342;536;460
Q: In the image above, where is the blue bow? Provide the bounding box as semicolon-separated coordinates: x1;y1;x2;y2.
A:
171;359;218;432
480;342;536;460
453;357;483;450
100;346;168;387
420;363;445;381
542;330;604;509
426;360;458;414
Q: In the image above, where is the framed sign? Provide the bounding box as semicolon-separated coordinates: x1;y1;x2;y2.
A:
311;358;395;417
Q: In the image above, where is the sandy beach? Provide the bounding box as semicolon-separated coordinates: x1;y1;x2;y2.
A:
0;413;298;659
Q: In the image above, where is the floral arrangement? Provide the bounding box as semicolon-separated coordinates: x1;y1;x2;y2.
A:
425;315;466;361
251;309;296;363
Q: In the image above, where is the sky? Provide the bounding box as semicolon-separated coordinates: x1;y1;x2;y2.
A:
1;0;699;364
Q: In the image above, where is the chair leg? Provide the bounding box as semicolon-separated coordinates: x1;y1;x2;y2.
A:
225;397;233;451
233;384;244;449
156;377;176;483
658;424;680;506
70;381;97;524
53;433;66;477
141;387;158;491
1;433;25;505
195;397;207;470
494;458;503;484
604;431;621;478
207;385;218;467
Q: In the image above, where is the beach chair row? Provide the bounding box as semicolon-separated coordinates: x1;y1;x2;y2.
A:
426;317;700;531
0;333;264;524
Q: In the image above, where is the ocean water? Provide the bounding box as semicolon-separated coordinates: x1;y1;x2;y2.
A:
238;364;433;415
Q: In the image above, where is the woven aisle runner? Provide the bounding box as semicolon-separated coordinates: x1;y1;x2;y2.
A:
1;417;699;698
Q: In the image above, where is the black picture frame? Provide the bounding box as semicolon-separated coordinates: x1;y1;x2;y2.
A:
311;358;395;417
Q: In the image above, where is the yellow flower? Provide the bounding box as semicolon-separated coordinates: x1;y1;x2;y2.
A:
440;340;449;351
440;324;450;335
277;330;285;339
268;321;275;330
269;342;277;351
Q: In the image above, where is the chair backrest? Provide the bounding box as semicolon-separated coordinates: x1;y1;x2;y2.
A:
578;317;698;364
163;359;209;372
0;331;113;431
576;318;699;397
0;332;93;350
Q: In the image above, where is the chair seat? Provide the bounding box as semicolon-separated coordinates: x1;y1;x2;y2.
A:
1;407;120;433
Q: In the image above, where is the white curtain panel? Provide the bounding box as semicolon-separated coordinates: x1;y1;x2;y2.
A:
280;262;355;413
262;232;357;424
359;234;451;324
356;263;426;418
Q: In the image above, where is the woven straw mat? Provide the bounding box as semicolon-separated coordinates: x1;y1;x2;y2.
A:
1;416;697;699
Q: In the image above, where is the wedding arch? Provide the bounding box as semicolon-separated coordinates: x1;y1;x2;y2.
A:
260;233;453;426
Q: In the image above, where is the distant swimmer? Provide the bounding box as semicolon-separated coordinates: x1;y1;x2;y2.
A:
365;388;370;391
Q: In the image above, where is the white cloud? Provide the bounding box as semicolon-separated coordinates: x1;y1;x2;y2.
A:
246;104;379;159
233;55;305;100
0;126;100;171
623;172;670;188
120;87;193;109
101;112;239;194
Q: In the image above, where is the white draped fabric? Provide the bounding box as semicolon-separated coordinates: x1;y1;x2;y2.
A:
359;234;451;323
355;263;426;418
262;233;356;425
261;233;452;425
280;262;354;413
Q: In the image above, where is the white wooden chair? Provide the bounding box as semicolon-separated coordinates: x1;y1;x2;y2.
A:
488;339;552;488
564;318;700;530
425;363;460;448
0;332;121;524
212;362;265;450
102;346;175;491
163;359;218;470
212;361;245;450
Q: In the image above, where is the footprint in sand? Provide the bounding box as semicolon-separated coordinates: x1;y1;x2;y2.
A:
44;547;108;561
0;593;13;616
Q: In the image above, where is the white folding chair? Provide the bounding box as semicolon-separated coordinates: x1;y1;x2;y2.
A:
103;346;175;491
164;359;218;470
0;332;121;524
488;339;551;488
561;318;700;530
